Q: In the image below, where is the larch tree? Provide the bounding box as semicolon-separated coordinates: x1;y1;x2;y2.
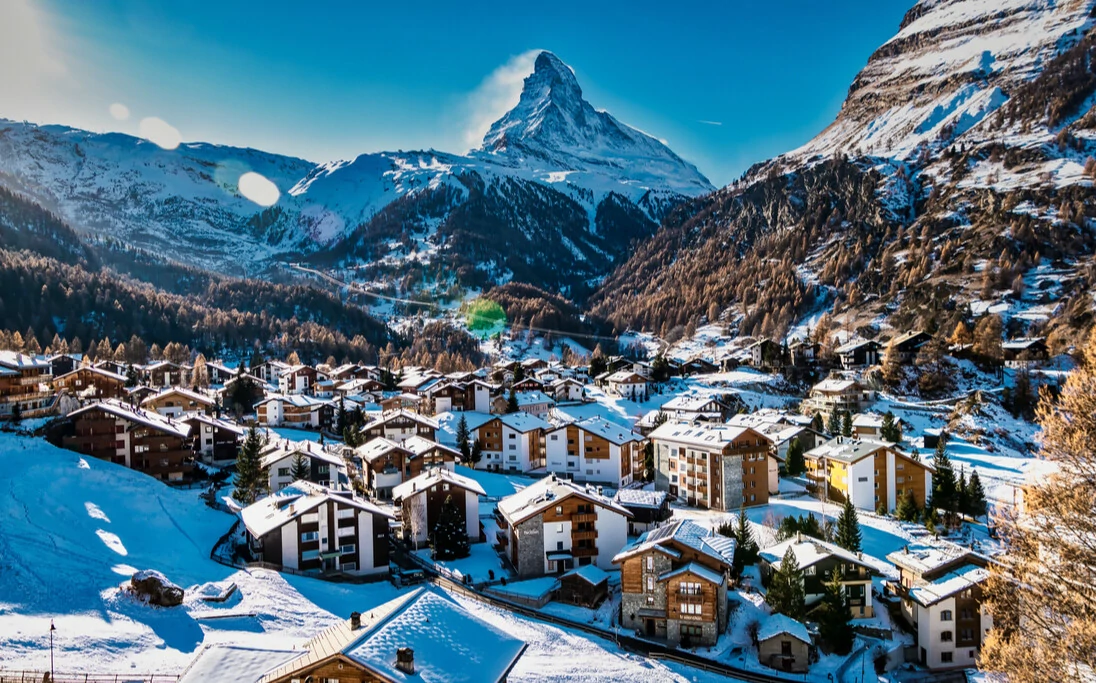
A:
981;327;1096;681
192;353;210;388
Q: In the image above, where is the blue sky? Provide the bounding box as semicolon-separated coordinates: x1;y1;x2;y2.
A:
5;0;913;186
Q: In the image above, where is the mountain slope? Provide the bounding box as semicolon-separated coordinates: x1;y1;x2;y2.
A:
592;0;1096;351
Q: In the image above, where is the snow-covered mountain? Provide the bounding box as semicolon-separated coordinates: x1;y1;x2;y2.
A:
593;0;1096;351
0;51;709;291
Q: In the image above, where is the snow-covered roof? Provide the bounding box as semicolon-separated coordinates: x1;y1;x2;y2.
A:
835;338;878;354
392;466;486;501
260;588;525;683
496;411;551;433
259;439;345;470
255;393;330;409
1002;337;1046;350
402;435;461;459
613;519;735;568
0;350;51;371
184;413;246;436
435;410;497;441
552;416;642;445
805;436;892;465
497;474;632;526
605;370;645;383
851;412;885;428
367;409;439;430
67;399;192;439
659;561;725;587
55;366;126;382
811;378;862;393
648;421;763;450
613;488;668;509
886;541;985;576
759;536;877;574
909;565;991;607
757;613;811;644
354;437;410;463
142;386;214;406
661;394;730;412
515;390;554;406
241;480;389;538
179;645;305;683
562;563;609;586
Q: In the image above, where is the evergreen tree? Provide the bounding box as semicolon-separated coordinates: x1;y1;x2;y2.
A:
816;568;854;654
811;412;824;432
826;410;841;435
835;498;862;553
506;387;519;414
785;437;805;476
470;438;484;466
767;547;806;620
289;452;309;481
966;471;987;520
335;398;348;436
896;488;919;522
881;340;903;387
880;411;901;443
431;495;471;560
125;365;139;388
841;410;853;437
590;352;607;379
930;434;958;526
233;425;267;505
455;414;471;461
643;441;655;482
10;402;21;424
731;503;759;578
957;469;969;520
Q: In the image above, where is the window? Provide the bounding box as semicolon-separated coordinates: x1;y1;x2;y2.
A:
960;608;973;620
781;640;793;656
645;556;653;570
316;464;329;474
941;652;953;663
550;435;558;441
301;549;319;561
278;468;290;476
941;610;952;621
340;562;356;571
858;476;868;482
645;576;654;592
681;603;703;615
301;532;319;542
680;582;702;596
557;524;564;533
941;631;953;642
680;624;703;637
805;566;816;576
340;544;356;554
556;541;564;551
509;444;516;451
556;506;563;515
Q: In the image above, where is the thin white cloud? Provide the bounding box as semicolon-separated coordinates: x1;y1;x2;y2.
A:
109;103;130;121
461;50;541;150
0;0;69;98
698;120;723;126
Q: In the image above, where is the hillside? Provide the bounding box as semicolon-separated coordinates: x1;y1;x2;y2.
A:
592;0;1096;350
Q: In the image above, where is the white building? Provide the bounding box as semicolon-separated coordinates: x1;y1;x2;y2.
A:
241;480;391;577
392;467;486;550
260;439;346;491
544;416;645;486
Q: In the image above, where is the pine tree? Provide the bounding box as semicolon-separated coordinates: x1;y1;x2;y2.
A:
767;546;806;620
233;425;267;505
841;410;853;437
455;414;471;462
835;498;862;553
785;437;805;476
930;435;958;526
826;410;841;435
506;387;519;414
470;438;484;465
335;398;347;436
811;412;824;432
643;441;655;482
289;452;310;481
957;469;969;521
896;488;919;522
816;568;854;654
880;411;901;443
431;495;470;560
731;504;759;578
966;471;987;519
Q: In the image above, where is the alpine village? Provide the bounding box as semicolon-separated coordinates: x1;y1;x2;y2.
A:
1;1;1095;682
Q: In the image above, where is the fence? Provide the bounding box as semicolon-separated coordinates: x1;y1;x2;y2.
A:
0;672;178;683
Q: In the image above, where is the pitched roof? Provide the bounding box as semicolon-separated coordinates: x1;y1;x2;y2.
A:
496;411;551;433
886;541;986;576
0;350;51;371
55;366;126;382
240;480;389;538
184;413;246;436
67;399;192;439
659;561;725;586
613;488;668;509
392;466;486;501
259;588;526;683
402;435;461;459
259;439;345;470
497;474;632;526
648;421;764;450
562;563;609;586
178;645;305;683
367;409;440;430
909;565;991;606
612;519;735;568
354;437;411;463
757;613;811;644
142;386;214;406
759;536;877;574
811;378;862;393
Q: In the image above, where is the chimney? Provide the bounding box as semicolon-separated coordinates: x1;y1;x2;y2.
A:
396;647;415;675
350;611;361;629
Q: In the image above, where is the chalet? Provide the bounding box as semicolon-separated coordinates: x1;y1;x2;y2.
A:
143;361;190;388
548;377;585;403
392;467;486;550
890;330;933;363
728;411;823;485
543;416;644;487
604;371;648;399
852;411;903;441
557;564;610;608
360;409;438;443
886;543;993;670
53;366;126;400
204;361;237;386
680;357;718;375
760;536;878;618
241;480;391;578
183;414;244;465
660;393;740;423
1002;337;1049;368
255;394;333;429
141;387;215;418
334;377;386;399
46;353;81;377
801;377;875;419
649;421;774;510
0;350;53;419
424;380;470;415
251;360;291;385
510;390;556;417
403;435;462;470
788;340;820;367
355;438;416;499
473;412;550;473
805;436;934;512
397;372;442;395
757;614;812;673
835;339;881;369
277;364;319;395
511;376;545;392
496;474;631;577
747;338;785;370
64;399;194;481
185;588;527;683
95;359;128;376
330;363;381;382
612;519;735;646
613;488;672;535
261;439;347;491
379;392;423;411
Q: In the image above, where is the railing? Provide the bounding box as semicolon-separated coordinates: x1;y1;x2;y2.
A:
0;672;179;683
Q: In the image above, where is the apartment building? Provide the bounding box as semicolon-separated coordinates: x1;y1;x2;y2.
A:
544;416;644;486
64;399;194;482
650;421;773;510
0;350;53;419
804;436;934;512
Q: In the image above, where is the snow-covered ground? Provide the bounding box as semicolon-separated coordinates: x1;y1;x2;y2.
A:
0;432;742;681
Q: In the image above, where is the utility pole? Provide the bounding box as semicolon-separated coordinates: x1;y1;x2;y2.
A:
49;619;56;679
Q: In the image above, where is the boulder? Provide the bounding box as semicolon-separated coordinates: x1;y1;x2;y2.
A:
130;569;184;607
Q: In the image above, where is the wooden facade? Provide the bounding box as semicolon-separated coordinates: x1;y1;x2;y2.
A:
53;367;126;400
63;403;195;481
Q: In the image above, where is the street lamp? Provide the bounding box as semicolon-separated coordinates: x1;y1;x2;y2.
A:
49;620;56;679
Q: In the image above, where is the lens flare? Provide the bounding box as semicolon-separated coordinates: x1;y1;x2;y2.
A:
138;117;181;150
108;103;130;121
238;171;280;207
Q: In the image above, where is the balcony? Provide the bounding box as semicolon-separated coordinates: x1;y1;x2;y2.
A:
572;530;598;541
677;591;705;604
572;513;596;523
572;546;597;558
